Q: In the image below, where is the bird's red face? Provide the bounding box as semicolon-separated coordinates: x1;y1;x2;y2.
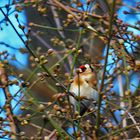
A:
79;65;87;72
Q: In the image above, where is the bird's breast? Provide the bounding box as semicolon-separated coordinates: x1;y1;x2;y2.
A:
70;80;94;98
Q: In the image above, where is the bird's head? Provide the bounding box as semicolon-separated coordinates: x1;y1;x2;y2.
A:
79;64;94;73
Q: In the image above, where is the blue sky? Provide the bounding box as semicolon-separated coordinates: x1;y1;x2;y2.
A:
0;1;27;138
0;0;28;69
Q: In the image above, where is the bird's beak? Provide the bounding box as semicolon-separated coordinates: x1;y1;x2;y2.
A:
76;68;83;74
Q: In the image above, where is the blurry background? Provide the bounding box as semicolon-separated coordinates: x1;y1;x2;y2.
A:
0;0;140;139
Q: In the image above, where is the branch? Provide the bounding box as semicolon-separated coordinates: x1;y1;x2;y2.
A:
96;0;116;133
0;62;17;139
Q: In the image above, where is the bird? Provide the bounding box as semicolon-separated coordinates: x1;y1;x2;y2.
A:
69;64;98;115
65;64;98;137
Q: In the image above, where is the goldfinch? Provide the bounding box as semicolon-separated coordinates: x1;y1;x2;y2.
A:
69;64;98;115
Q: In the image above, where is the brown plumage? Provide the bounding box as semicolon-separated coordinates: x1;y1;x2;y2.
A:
69;64;98;114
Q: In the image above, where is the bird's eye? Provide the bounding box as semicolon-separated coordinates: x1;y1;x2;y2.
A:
79;65;86;72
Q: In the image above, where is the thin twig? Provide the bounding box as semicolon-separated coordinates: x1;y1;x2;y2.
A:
96;0;116;134
99;123;140;140
128;112;140;134
49;1;65;39
0;62;17;139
